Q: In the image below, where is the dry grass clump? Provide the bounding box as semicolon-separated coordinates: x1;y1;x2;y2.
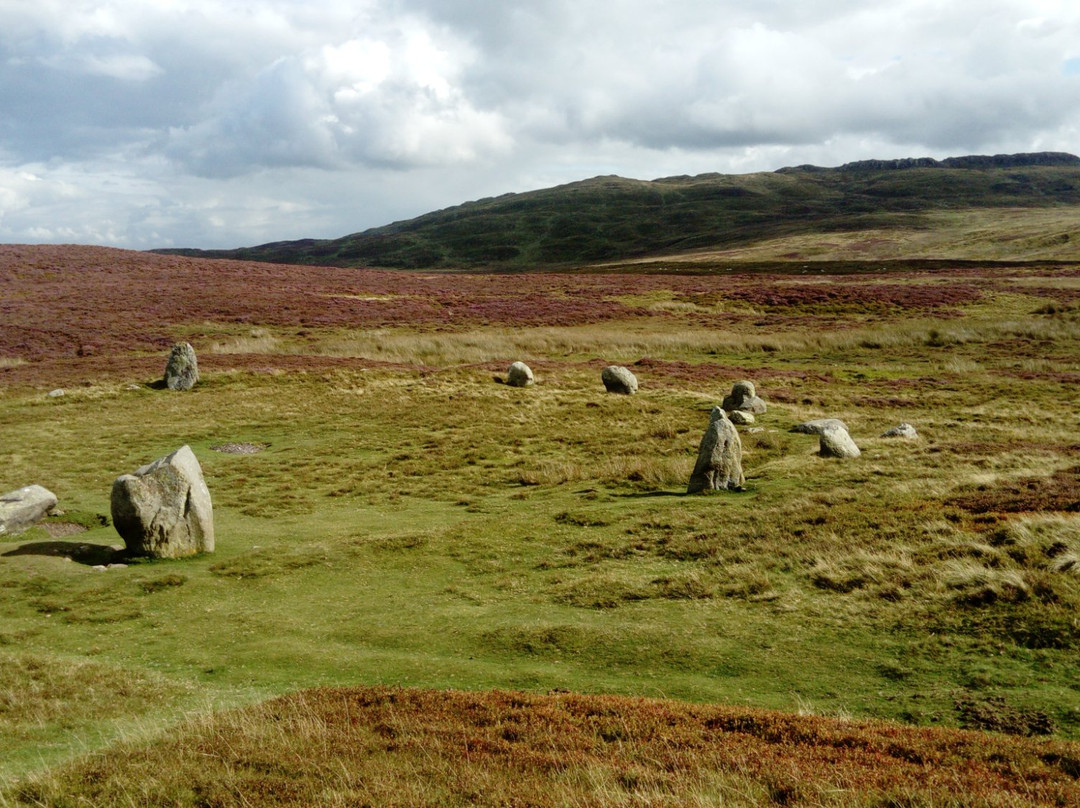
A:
8;686;1080;808
948;466;1080;514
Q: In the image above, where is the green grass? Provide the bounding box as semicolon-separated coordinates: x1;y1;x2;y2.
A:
3;259;1080;800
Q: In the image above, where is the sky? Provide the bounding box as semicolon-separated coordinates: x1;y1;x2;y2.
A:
1;0;1079;250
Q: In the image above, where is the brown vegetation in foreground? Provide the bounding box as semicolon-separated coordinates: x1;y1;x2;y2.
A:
13;686;1080;807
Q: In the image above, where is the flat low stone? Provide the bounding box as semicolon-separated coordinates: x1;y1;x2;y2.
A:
164;342;199;391
881;423;919;439
111;445;214;558
506;361;535;387
0;485;58;536
819;423;861;459
728;410;755;426
602;365;638;395
791;418;849;435
687;407;745;493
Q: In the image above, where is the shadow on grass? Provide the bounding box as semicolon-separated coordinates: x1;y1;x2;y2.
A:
3;541;127;566
615;486;756;499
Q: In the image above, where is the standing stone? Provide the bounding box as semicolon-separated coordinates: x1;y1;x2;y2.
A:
0;485;58;536
506;361;535;387
602;365;638;395
111;446;214;558
722;380;767;415
881;423;919;440
819;423;861;459
164;343;199;391
687;407;745;493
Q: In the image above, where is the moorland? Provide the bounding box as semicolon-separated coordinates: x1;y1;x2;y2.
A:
3;155;1080;806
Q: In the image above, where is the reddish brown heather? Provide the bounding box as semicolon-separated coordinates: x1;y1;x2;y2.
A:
721;279;983;310
22;687;1080;807
0;245;661;362
949;466;1080;514
1;246;994;374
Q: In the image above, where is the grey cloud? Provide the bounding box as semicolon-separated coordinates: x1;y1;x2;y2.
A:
2;0;1080;249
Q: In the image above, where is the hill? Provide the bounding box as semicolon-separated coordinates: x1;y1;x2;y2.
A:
157;152;1080;269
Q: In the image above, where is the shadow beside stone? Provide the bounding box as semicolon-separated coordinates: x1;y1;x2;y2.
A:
2;541;127;566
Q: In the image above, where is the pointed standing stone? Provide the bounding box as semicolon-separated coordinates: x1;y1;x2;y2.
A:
687;407;745;493
164;342;199;391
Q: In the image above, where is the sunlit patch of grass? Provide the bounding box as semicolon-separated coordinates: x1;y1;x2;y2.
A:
207;327;281;354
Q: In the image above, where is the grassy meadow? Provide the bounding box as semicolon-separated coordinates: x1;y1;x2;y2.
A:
2;245;1080;805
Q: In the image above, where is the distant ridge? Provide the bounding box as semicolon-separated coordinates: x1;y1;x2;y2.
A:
779;151;1080;173
157;152;1080;269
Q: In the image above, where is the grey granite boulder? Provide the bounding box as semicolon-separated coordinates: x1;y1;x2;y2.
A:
0;485;58;536
722;380;767;415
819;423;861;459
729;410;755;426
602;365;638;395
687;407;745;493
111;446;214;558
791;418;849;436
506;361;535;387
164;342;199;391
881;423;918;439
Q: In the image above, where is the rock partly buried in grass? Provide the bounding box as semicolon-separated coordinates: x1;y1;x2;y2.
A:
687;407;745;493
602;365;638;394
164;342;199;391
506;361;535;387
0;485;59;536
881;422;919;439
111;446;214;558
729;410;755;426
791;418;849;435
722;380;767;415
210;442;268;454
818;423;861;459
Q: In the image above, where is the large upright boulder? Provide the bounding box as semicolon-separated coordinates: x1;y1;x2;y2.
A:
819;423;861;459
506;361;535;387
602;365;638;395
0;485;58;536
722;380;767;415
111;446;214;558
164;342;199;391
687;407;745;493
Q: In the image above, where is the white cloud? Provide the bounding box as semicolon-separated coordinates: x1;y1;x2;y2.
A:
1;0;1079;248
165;16;512;176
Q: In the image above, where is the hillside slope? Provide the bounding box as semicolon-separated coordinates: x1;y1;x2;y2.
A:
158;152;1080;269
